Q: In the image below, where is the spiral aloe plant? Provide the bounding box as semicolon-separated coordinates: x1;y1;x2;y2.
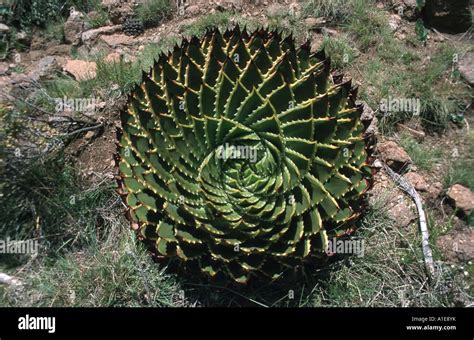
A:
116;27;374;283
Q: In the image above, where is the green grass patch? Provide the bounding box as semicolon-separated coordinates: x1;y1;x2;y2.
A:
444;131;474;190
398;133;443;171
0;153;115;265
320;33;356;69
302;0;355;24
135;0;172;28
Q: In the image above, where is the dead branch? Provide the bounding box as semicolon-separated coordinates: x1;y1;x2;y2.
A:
383;163;436;278
0;273;22;286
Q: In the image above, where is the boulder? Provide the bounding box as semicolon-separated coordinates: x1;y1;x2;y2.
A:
422;0;472;33
438;227;474;262
458;52;474;86
378;141;412;172
447;184;474;215
102;1;134;24
100;33;134;47
186;5;201;15
388;14;402;32
62;59;97;81
27;56;59;81
64;9;85;45
82;25;122;43
359;101;379;139
0;23;10;33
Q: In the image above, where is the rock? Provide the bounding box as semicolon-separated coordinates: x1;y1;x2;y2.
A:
81;25;122;43
388;14;401;32
358;101;378;138
309;34;324;53
373;159;383;168
100;33;134;47
101;0;120;6
62;59;97;81
0;62;9;75
64;8;85;45
404;172;428;191
186;5;200;15
321;27;339;36
0;23;9;33
447;184;474;215
438;228;474;262
422;0;472;33
378;141;412;172
304;17;326;29
27;56;59;81
103;1;134;24
45;44;71;56
392;0;418;21
458;52;474;86
30;34;49;51
84;130;96;140
433;32;445;42
427;181;443;199
15;31;31;46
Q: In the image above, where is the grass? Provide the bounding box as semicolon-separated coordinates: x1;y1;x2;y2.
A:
302;0;355;24
1;226;187;307
84;7;110;29
444;131;474;191
0;153;116;266
320;33;356;69
0;149;187;307
135;0;172;28
44;19;65;43
411;45;472;131
398;133;443;171
181;11;234;37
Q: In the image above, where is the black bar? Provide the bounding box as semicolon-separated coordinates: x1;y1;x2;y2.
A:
0;307;472;339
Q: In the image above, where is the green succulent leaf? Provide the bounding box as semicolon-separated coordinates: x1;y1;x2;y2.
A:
117;28;374;283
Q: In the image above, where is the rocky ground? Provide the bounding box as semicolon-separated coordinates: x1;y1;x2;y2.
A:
0;0;472;307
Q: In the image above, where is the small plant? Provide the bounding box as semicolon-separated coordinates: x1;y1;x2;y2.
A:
415;19;428;43
135;0;172;28
122;16;144;36
117;28;374;283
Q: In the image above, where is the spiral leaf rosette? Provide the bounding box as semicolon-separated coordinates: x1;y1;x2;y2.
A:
116;28;374;283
